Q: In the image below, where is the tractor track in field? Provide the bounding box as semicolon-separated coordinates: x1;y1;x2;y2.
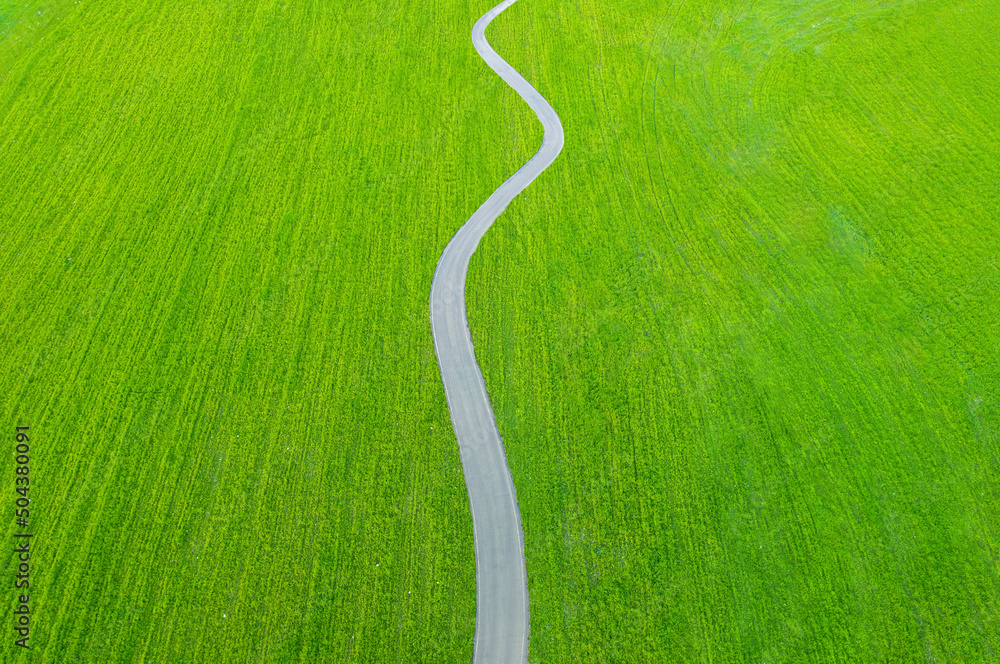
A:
428;0;563;661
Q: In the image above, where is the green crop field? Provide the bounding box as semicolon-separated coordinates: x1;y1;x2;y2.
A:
5;0;998;660
0;0;544;660
469;0;1000;660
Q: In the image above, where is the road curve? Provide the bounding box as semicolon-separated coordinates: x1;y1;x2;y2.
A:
429;1;563;662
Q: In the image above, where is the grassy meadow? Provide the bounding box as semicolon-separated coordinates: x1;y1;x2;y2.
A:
469;0;1000;660
0;0;542;660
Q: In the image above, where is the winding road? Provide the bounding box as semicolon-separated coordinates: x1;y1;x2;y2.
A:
429;1;563;662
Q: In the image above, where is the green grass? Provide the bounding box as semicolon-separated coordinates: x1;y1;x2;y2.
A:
5;0;997;659
0;0;543;660
469;0;1000;660
0;2;25;41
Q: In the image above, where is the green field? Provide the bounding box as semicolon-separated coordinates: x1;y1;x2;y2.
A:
467;0;1000;660
4;0;999;660
0;0;546;660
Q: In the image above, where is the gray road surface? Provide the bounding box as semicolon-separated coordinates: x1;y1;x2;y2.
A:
429;1;563;662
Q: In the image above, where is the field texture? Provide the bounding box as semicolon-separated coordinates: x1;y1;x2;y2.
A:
469;0;1000;660
0;0;539;660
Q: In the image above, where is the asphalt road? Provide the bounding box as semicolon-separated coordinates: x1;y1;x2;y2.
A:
429;1;563;662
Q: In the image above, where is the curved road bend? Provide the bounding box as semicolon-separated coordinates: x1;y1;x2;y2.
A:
429;0;563;662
